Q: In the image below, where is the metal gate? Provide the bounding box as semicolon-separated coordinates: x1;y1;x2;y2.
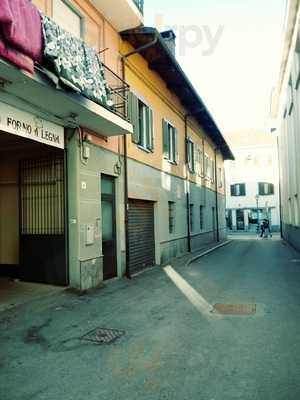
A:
128;200;155;275
20;156;67;285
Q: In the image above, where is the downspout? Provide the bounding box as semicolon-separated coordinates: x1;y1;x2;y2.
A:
121;34;159;279
185;114;192;252
276;135;284;238
214;147;220;242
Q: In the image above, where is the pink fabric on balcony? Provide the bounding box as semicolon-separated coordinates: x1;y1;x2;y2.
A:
0;28;34;73
0;0;43;63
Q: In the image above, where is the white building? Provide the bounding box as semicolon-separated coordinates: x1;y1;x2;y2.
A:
271;0;300;250
225;130;281;232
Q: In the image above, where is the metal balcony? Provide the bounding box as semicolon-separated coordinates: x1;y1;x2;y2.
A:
102;64;130;120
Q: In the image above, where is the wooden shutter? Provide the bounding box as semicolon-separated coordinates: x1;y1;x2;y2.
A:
230;185;235;196
174;128;179;163
146;108;154;152
258;182;264;195
129;92;140;144
162;119;169;159
240;184;246;196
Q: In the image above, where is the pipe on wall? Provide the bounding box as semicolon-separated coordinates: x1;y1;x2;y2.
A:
184;114;192;252
214;147;220;242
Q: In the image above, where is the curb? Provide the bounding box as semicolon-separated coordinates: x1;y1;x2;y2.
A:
185;240;233;267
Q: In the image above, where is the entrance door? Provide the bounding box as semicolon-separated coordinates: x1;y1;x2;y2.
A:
128;200;155;276
236;209;245;230
20;156;67;285
101;175;117;280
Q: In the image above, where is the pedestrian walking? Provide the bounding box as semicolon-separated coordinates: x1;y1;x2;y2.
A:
264;219;272;238
260;221;265;238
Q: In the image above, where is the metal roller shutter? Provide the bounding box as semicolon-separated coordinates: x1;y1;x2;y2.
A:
128;200;155;275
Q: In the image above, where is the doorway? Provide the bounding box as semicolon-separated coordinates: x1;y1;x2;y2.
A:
236;209;245;230
101;175;117;280
0;131;67;286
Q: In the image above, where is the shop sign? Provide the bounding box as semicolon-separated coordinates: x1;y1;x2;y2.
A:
0;103;64;149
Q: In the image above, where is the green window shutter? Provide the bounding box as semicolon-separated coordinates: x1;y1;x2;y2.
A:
258;182;264;195
130;93;140;144
146;108;154;152
162;119;169;159
174;128;179;164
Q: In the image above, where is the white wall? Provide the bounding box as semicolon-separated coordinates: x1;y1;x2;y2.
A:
225;142;281;228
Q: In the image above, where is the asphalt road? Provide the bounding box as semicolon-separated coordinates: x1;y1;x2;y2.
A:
1;235;300;400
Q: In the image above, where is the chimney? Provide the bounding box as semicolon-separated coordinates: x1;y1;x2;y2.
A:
161;30;176;57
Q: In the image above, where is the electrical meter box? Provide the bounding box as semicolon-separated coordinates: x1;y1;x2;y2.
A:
86;224;95;246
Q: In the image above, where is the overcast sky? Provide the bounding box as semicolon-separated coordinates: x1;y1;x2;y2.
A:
144;0;286;134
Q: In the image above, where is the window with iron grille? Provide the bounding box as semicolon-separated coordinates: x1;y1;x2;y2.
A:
20;157;65;235
190;203;194;232
200;205;204;230
168;201;176;234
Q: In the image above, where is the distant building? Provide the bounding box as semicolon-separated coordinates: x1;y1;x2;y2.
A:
271;0;300;249
225;131;281;232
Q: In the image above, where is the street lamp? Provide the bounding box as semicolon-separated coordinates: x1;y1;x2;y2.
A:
255;194;259;233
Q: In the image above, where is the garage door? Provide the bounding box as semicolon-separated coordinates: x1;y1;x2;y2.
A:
128;200;155;275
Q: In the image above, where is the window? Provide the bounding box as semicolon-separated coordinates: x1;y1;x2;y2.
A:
218;168;223;188
52;0;82;38
168;202;176;234
186;138;195;172
204;153;209;178
190;204;194;232
258;182;274;196
200;205;204;230
230;183;246;196
163;120;178;163
129;93;154;151
211;159;215;183
196;146;204;176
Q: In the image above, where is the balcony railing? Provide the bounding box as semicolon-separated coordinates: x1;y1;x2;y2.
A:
133;0;144;15
103;64;130;120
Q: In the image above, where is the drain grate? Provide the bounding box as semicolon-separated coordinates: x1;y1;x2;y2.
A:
81;328;125;344
212;304;256;315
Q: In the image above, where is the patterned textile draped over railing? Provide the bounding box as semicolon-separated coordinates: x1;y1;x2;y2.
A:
42;15;114;110
133;0;144;14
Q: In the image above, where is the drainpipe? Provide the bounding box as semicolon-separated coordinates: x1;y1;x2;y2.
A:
276;135;284;238
185;114;192;252
214;147;220;242
121;34;159;279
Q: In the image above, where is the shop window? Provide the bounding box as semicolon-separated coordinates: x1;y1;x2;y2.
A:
168;201;176;234
52;0;82;38
258;182;274;196
163;120;178;163
230;183;246;197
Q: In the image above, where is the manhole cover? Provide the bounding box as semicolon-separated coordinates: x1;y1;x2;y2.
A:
81;328;125;344
212;304;256;315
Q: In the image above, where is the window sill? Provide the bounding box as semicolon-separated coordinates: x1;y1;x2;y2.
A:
165;158;178;166
137;145;151;154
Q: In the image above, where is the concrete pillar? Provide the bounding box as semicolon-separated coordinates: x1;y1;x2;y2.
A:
232;209;237;231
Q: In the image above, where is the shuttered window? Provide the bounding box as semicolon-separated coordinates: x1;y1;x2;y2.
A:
163;119;178;163
230;183;246;196
186;138;195;173
196;146;204;176
53;0;82;38
129;93;154;151
258;182;274;196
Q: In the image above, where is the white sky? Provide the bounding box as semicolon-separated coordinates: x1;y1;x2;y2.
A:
144;0;286;133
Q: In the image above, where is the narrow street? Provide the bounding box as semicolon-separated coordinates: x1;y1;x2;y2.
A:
1;235;300;400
